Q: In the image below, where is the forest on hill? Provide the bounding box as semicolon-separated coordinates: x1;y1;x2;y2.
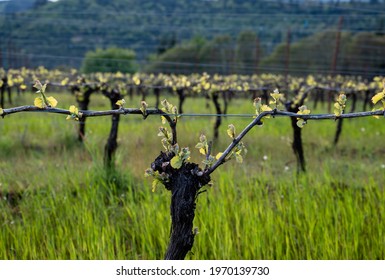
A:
0;0;385;76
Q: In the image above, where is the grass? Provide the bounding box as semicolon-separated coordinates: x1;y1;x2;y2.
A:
0;91;384;259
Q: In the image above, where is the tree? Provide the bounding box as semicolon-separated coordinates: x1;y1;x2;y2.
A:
4;0;35;13
34;0;48;9
157;32;177;55
236;30;259;74
199;35;234;74
81;48;138;74
145;36;207;74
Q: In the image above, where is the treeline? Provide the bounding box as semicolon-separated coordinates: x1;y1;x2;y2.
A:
145;30;385;77
1;0;385;71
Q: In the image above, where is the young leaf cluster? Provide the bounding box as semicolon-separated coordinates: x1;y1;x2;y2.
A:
269;89;285;109
66;105;82;121
296;105;311;128
115;99;126;109
195;125;247;169
334;93;347;117
158;127;173;152
253;97;272;123
145;169;169;192
195;134;216;168
223;124;247;163
161;99;178;124
33;80;58;109
133;75;141;86
170;145;190;169
140;101;148;117
371;79;385;117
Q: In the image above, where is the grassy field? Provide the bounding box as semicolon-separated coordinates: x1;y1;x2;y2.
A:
0;90;384;259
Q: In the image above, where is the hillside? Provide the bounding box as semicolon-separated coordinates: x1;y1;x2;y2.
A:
0;0;385;71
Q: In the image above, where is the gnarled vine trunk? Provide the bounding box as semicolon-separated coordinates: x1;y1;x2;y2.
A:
1;76;8;108
177;89;186;114
212;92;222;141
154;87;161;109
71;85;97;142
150;152;211;260
286;93;308;173
289;115;306;172
102;88;122;169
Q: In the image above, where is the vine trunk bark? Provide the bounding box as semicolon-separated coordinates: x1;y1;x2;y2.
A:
212;92;222;141
150;152;211;260
1;77;7;108
102;88;122;169
286;97;306;173
72;86;96;142
177;89;185;114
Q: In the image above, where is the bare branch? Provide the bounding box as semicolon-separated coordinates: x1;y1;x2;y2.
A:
1;105;168;118
275;110;384;120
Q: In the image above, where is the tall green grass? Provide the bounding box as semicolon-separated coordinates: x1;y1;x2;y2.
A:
194;171;384;259
0;91;384;259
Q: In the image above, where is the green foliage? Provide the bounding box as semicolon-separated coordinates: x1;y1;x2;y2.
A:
269;89;285;110
224;125;247;164
371;79;385;108
371;79;385;118
170;146;190;169
260;31;385;76
226;124;236;139
81;48;138;74
145;36;208;74
3;0;37;13
253;97;272;123
296;105;311;128
2;0;385;73
157;127;173;151
66;105;82;121
236;30;260;74
115;99;126;109
344;33;385;75
147;32;261;74
160;99;178;122
334;93;347;117
33;80;58;108
195;134;209;156
195;134;216;168
140;101;148;117
145;169;169;192
147;98;189;189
